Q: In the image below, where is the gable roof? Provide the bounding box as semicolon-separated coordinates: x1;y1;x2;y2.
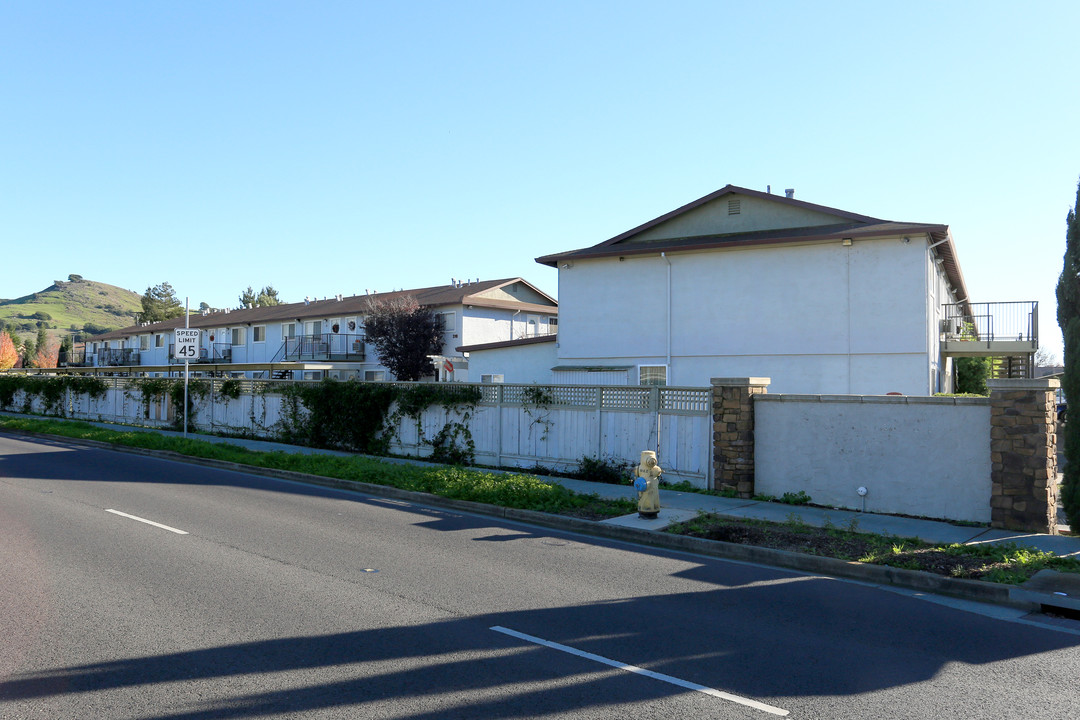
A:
91;278;557;341
536;184;969;302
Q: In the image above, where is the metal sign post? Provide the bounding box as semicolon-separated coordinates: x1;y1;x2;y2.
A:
173;299;199;439
184;297;189;438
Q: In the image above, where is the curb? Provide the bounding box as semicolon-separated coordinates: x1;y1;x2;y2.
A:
0;427;1036;611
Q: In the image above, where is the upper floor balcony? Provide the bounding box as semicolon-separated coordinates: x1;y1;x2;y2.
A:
276;333;366;362
168;342;235;364
940;301;1038;357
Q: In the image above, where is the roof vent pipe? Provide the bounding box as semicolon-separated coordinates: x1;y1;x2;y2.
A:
785;188;795;199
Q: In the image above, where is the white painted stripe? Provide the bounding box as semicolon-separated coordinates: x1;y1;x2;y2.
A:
491;626;788;716
105;509;189;535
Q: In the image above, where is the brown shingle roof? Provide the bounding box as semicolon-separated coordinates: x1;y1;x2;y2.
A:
93;278;556;341
535;184;969;302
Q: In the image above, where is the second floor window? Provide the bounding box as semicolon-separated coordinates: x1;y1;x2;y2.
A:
253;326;265;343
232;328;246;346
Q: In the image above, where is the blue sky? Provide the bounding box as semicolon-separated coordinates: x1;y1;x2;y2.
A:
3;1;1078;357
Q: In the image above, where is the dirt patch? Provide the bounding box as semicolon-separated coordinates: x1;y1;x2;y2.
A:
667;515;1080;584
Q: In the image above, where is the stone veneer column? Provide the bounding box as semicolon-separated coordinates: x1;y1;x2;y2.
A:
988;378;1059;534
711;378;770;496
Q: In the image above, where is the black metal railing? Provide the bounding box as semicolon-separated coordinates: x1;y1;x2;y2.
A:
942;301;1038;348
96;348;140;366
168;343;234;363
58;348;92;367
277;333;365;361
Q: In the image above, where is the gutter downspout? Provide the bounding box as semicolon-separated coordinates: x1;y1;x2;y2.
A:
661;253;671;370
511;309;521;341
659;252;672;458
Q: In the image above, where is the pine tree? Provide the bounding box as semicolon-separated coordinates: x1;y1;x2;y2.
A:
256;285;281;306
238;286;258;308
1056;177;1080;527
140;282;185;323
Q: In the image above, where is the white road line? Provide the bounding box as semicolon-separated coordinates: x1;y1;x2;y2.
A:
491;626;788;716
105;509;189;535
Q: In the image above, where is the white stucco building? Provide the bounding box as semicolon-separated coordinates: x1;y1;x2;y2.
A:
465;185;1036;394
78;278;557;381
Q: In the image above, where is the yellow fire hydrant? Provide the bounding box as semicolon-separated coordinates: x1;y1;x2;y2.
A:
633;450;662;519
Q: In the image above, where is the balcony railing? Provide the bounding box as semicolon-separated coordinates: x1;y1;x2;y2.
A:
277;333;365;362
942;301;1038;349
96;348;140;366
58;348;92;367
168;343;234;363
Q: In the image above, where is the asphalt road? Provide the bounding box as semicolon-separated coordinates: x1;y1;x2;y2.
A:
2;432;1079;719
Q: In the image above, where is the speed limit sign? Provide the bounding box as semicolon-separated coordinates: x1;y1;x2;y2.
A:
174;328;200;361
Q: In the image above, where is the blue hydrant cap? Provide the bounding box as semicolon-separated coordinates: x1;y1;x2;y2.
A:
634;476;648;492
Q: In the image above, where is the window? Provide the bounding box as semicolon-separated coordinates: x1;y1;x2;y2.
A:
437;312;455;332
155;334;164;348
232;328;246;346
549;317;558;329
639;365;667;386
303;371;323;381
139;335;151;351
282;322;296;339
525;315;538;336
253;326;266;343
364;370;385;382
481;374;504;383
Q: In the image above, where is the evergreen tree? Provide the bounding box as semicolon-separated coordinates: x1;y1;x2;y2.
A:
238;286;258;308
20;336;36;364
239;285;282;308
362;295;444;381
256;285;281;306
1056;177;1080;527
140;282;185;323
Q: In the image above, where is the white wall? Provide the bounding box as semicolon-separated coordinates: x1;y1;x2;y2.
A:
755;394;991;522
466;342;557;384
557;236;936;393
462;306;556;346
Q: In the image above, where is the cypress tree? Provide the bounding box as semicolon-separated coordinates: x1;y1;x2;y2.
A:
1056;178;1080;527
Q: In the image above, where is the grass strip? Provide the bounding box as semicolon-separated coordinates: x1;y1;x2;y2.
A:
0;417;636;519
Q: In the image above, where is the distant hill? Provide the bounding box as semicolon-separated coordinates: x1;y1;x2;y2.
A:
0;277;142;343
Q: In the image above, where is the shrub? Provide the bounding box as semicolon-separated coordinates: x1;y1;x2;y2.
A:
576;455;631;485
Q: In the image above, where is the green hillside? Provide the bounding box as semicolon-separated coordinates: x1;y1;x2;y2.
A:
0;277;142;344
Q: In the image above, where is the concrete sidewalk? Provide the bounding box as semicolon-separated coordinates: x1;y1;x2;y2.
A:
5;413;1078;557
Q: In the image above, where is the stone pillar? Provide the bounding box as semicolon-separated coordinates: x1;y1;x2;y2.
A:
988;378;1059;534
711;378;770;496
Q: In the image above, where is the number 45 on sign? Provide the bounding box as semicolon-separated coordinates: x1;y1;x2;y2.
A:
174;328;200;361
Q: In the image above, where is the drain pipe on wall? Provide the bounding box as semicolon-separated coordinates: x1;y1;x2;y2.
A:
661;253;672;369
511;309;521;341
658;252;672;457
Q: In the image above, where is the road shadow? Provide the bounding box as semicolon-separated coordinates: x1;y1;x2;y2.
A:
2;580;1078;719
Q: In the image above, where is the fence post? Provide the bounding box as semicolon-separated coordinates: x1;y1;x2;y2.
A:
711;377;770;495
988;378;1059;533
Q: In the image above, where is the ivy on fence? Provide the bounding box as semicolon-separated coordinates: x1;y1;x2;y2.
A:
125;377;209;431
271;380;482;463
0;375;108;416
